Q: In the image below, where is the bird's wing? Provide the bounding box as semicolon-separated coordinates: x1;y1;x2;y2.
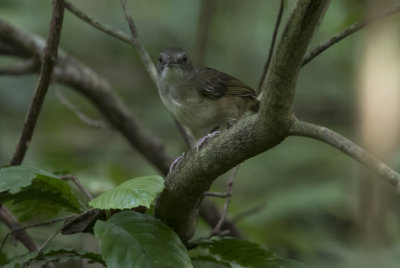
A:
194;67;257;99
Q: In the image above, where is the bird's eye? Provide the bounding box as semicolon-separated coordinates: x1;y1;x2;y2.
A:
182;55;187;63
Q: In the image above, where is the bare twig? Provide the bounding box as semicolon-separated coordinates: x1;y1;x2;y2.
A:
0;58;39;75
60;174;93;200
290;120;400;190
0;215;75;252
64;1;133;44
302;3;400;66
37;226;62;253
9;0;65;166
257;0;284;94
55;89;108;130
119;0;157;84
194;0;216;65
207;165;239;238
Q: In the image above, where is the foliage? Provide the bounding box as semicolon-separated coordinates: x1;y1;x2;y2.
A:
94;211;192;268
89;175;164;209
0;166;83;221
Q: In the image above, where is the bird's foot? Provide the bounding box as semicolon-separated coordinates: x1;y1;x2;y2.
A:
169;153;185;172
195;131;220;151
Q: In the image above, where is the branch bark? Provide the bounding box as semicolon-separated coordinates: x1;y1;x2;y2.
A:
155;0;331;243
290;120;400;190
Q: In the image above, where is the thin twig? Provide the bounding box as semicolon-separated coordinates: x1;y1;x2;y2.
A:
9;0;65;166
0;58;39;75
0;215;76;252
119;0;157;84
257;0;284;95
207;165;239;238
194;0;216;65
64;1;133;44
302;3;400;66
60;174;93;200
290;119;400;190
37;226;63;253
55;89;108;130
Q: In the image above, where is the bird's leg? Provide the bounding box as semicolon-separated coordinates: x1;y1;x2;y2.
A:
169;152;185;172
195;129;220;151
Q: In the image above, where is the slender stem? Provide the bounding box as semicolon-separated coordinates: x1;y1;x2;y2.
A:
55;89;108;130
0;58;39;75
302;3;400;66
9;0;65;165
207;165;239;238
64;1;133;44
60;174;93;200
290;120;400;190
0;215;75;252
257;0;284;94
119;0;157;85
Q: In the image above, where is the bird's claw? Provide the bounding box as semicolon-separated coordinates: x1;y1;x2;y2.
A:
195;131;220;151
169;153;185;172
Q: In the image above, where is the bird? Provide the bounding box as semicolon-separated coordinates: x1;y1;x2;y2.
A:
156;47;259;144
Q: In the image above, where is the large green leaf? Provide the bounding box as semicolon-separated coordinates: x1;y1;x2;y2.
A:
0;166;83;221
0;166;58;193
89;176;164;209
197;237;302;268
94;211;192;268
4;247;105;267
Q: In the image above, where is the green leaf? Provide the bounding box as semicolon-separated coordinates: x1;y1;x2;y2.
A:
0;166;58;193
198;237;302;268
4;247;105;267
0;166;83;221
89;176;164;209
94;211;192;268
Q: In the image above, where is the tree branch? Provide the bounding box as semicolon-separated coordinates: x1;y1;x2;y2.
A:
0;19;239;236
302;3;400;66
290;120;400;190
9;0;65;165
155;0;331;243
259;0;330;124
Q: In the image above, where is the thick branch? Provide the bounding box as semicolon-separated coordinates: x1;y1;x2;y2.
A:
290;120;400;190
10;0;65;165
302;3;400;66
259;0;330;124
155;0;331;243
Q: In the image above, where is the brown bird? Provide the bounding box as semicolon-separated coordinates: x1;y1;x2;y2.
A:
157;47;259;141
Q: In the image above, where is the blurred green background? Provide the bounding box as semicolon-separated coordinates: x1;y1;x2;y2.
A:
1;0;400;267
